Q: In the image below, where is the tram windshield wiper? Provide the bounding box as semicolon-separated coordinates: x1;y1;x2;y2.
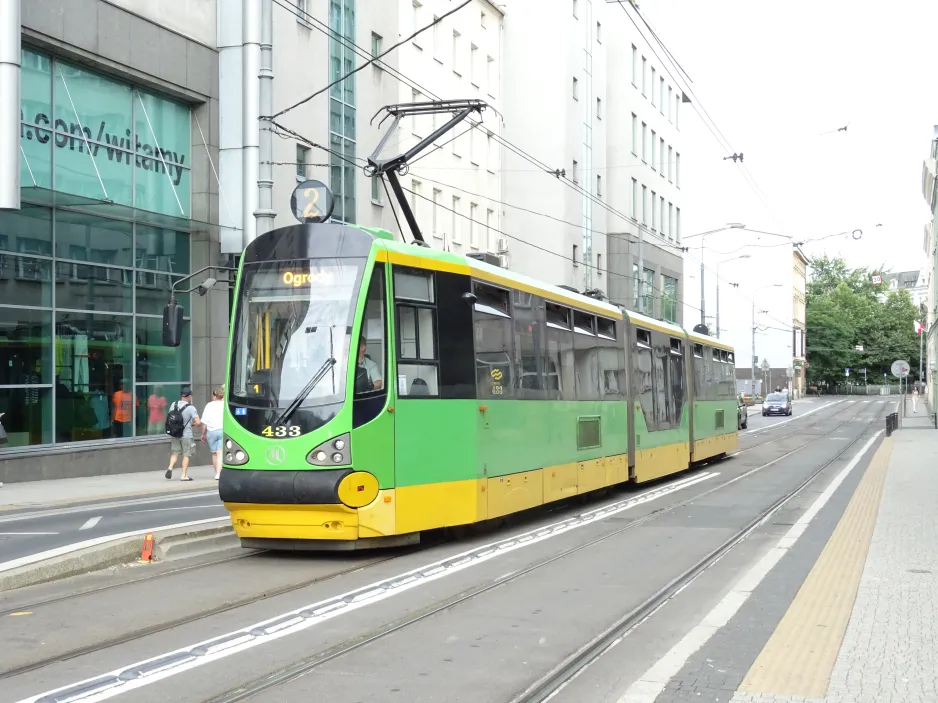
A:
274;357;337;427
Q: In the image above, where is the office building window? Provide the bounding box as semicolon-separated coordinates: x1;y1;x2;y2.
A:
597;97;602;120
573;76;579;100
662;275;678;323
668;86;673;121
470;203;479;248
572;159;578;184
412;1;423;47
660;139;665;177
452;31;462;74
451;195;461;243
632;45;637;86
668;146;673;182
597;21;602;42
632;113;638;154
371;32;382;60
676;152;681;187
651;130;657;170
329;0;356;223
296;145;310;180
632;178;638;219
651;67;656;105
642;56;647;95
669;203;674;239
642;185;647;225
431;188;442;237
676;207;681;240
471;44;479;86
660;78;665;115
371;175;382;204
651;190;657;231
597;175;602;198
642;123;647;162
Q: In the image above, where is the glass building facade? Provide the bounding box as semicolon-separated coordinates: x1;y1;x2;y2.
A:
329;0;356;223
0;48;193;452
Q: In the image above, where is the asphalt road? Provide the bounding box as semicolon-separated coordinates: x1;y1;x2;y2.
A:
0;396;895;703
0;489;226;566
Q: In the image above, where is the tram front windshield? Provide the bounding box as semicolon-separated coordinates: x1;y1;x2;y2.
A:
230;258;366;412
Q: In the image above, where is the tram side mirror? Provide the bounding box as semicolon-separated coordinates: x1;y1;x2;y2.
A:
461;292;478;305
162;302;184;347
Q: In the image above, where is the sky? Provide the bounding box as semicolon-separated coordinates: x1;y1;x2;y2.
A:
639;0;938;369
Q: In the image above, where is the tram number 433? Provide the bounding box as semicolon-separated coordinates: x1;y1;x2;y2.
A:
262;426;302;438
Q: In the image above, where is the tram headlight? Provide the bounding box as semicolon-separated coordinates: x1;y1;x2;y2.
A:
224;435;250;466
307;432;351;466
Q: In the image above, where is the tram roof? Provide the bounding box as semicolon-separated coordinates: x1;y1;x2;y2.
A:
687;330;735;352
378;241;623;318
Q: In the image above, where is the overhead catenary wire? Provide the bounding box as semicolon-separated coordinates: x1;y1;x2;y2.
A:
615;0;779;223
266;0;784;334
270;0;472;119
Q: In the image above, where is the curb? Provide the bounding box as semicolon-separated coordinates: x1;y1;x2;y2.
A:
0;520;236;593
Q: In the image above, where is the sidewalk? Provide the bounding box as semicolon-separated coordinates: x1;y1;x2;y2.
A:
0;464;217;512
732;403;938;702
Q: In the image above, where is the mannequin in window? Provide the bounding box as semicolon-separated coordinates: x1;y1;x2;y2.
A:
355;339;383;393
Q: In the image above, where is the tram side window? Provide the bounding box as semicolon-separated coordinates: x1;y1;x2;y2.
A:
355;265;386;396
394;267;439;396
573;311;601;400
545;302;574;400
693;343;704;397
669;337;684;426
512;290;547;398
474;282;513;398
703;346;715;401
653;341;670;428
597;317;624;399
634;328;656;431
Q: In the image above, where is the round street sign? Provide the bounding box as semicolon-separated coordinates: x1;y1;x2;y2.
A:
890;360;910;378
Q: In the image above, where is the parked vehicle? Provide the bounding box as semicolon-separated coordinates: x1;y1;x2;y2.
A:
762;392;792;416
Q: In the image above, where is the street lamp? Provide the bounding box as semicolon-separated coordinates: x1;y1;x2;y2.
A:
680;223;746;328
715;254;751;339
751;283;782;397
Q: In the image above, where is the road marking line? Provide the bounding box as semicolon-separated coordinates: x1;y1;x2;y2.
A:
0;490;219;524
616;430;883;703
738;436;893;697
0;532;59;536
0;517;229;574
731;400;847;457
80;516;102;530
13;472;722;703
127;505;226;514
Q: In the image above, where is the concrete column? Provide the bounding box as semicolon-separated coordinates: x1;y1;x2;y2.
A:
0;0;21;210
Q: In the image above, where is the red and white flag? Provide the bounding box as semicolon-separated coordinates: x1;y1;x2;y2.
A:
915;320;925;335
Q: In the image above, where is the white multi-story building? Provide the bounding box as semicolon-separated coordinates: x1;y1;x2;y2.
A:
500;0;686;322
398;0;504;257
218;0;687;321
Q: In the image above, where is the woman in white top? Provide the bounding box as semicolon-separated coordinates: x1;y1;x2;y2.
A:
200;386;225;480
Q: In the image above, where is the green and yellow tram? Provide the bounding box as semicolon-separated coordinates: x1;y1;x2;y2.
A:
209;221;738;550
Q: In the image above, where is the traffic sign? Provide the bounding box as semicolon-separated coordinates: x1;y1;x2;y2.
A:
760;359;770;371
891;360;910;378
855;344;864;351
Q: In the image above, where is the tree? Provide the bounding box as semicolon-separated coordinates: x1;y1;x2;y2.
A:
806;256;920;386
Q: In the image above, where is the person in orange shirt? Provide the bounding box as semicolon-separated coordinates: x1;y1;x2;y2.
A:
111;381;138;438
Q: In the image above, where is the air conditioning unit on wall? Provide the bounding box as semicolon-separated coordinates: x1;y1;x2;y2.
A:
496;237;509;253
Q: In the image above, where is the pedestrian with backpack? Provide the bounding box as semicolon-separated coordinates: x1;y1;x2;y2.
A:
164;387;201;481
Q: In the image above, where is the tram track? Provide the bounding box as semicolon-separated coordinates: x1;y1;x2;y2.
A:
3;399;875;693
0;398;850;620
509;402;889;703
193;400;879;703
